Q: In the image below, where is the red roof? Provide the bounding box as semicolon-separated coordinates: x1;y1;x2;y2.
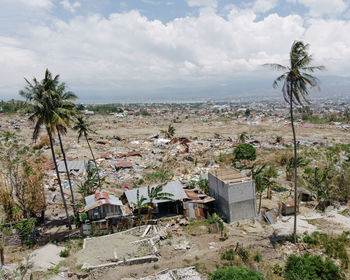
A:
115;162;133;168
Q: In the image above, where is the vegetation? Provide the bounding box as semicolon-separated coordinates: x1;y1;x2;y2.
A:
302;231;350;268
73;115;101;187
284;254;345;280
0;132;46;221
161;124;176;139
266;40;325;243
209;266;265;280
20;69;75;229
233;143;257;164
146;184;174;219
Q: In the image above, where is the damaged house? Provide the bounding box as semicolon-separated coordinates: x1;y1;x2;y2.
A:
183;189;215;220
82;191;132;233
124;180;188;217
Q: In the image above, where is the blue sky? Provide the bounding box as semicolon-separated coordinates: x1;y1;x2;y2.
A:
1;0;350;102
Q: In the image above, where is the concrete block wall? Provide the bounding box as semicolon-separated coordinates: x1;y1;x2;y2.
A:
208;173;256;223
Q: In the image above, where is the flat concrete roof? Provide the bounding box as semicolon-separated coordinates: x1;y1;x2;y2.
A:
210;168;251;184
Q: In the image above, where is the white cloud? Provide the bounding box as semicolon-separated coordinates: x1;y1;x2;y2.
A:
297;0;348;17
187;0;218;8
253;0;278;13
16;0;53;9
1;3;350;98
60;0;81;13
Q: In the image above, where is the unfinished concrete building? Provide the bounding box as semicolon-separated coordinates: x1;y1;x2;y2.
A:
208;168;256;223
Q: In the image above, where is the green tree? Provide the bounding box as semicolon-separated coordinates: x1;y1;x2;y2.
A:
73;116;101;187
303;166;332;210
265;41;324;243
54;88;78;217
135;190;146;226
233;143;257;163
19;69;72;229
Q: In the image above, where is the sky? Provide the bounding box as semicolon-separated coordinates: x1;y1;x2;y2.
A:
1;0;350;102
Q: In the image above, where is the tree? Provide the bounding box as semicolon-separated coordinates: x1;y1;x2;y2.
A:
73;116;101;187
0;132;46;221
19;69;72;230
146;184;174;219
135;190;146;226
264;166;278;199
265;41;324;243
55;90;78;216
161;124;176;139
233;143;256;162
78;166;100;198
303;166;332;210
249;165;275;213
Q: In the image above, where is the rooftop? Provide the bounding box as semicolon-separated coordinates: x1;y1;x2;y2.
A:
210;168;251;184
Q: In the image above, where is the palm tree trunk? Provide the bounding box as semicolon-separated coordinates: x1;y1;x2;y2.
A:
290;94;298;244
85;134;101;188
47;129;72;230
258;192;262;214
57;130;77;216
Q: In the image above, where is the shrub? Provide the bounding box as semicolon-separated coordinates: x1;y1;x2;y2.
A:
253;252;262;262
221;249;235;261
302;231;350;268
237;247;249;264
233;143;256;162
284;254;345;280
209;266;265;280
59;249;70;258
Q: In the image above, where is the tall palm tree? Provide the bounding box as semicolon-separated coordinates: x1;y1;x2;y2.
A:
54;87;78;217
19;69;73;230
73;116;101;187
265;41;324;243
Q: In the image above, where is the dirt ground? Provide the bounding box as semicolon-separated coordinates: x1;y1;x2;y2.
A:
76;229;153;267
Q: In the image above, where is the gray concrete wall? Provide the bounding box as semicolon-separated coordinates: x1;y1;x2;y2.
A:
208;173;230;222
227;181;256;222
209;173;256;223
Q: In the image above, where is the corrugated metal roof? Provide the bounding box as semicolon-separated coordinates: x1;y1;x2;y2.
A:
125;180;188;205
57;160;87;174
84;191;122;211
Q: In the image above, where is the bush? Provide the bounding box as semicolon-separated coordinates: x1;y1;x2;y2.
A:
221;249;235;261
253;252;262;262
233;143;256;162
302;231;350;268
237;247;249;264
59;249;70;258
209;266;265;280
284;254;345;280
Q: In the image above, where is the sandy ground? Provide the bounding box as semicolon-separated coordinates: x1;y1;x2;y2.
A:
76;230;153;267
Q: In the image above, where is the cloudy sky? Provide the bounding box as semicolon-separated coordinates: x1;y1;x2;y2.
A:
1;0;350;102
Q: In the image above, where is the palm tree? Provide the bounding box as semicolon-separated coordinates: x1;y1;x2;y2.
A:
135;190;146;227
146;184;174;219
54;85;78;217
249;165;266;214
19;69;73;230
73;116;101;187
265;40;324;243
